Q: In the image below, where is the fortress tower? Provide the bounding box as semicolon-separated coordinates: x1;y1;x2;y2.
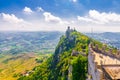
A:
66;26;71;38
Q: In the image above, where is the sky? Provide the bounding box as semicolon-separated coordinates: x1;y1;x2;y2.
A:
0;0;120;32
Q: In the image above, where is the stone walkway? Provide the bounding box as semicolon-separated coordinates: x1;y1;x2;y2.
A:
90;46;120;79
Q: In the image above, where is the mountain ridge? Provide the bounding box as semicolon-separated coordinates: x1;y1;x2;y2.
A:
18;27;119;80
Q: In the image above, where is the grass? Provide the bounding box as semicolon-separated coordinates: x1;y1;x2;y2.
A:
0;53;51;80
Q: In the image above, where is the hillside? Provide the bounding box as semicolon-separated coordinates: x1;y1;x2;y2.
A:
18;28;119;80
18;27;90;80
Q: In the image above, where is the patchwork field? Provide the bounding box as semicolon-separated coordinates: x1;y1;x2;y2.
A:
0;32;61;80
0;53;51;80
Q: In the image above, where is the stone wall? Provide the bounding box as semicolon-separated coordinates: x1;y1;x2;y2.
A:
88;44;104;80
92;44;120;60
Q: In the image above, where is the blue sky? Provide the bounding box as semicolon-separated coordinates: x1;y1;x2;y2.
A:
0;0;120;32
1;0;120;16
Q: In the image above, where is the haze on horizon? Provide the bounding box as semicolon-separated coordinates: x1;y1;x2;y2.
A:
0;0;120;32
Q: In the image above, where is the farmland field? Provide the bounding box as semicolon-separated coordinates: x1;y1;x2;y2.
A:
0;31;62;80
0;53;51;80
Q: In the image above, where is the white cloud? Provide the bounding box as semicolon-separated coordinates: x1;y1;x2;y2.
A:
89;10;120;24
72;0;77;2
43;12;61;23
43;12;69;24
36;7;44;12
0;13;33;31
77;16;96;23
1;13;24;23
77;10;120;24
23;7;33;14
1;10;120;32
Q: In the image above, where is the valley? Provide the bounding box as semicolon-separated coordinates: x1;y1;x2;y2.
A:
0;31;62;54
0;31;62;80
0;53;51;80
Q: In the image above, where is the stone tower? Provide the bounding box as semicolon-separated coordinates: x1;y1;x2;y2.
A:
66;26;71;38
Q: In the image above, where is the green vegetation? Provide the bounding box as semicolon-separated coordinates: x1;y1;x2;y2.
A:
18;30;90;80
1;30;118;80
72;55;87;80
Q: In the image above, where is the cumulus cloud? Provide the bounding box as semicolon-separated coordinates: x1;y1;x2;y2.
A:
23;7;33;14
1;9;120;32
0;13;33;31
77;16;96;23
89;10;120;23
1;13;24;23
77;10;120;24
36;7;44;12
43;12;69;24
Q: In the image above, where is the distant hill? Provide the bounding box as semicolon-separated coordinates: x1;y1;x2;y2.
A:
0;31;63;54
102;32;120;40
85;32;120;49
